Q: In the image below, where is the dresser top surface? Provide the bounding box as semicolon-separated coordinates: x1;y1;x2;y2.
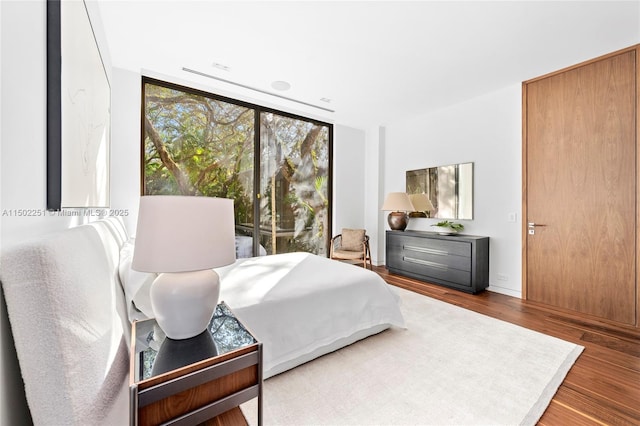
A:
386;230;488;241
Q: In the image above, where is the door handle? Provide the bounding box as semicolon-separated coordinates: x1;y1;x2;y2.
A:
527;222;546;235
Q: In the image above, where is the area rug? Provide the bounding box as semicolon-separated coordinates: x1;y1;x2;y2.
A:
241;287;583;425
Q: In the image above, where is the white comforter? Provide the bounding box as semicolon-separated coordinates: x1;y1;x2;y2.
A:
216;252;406;378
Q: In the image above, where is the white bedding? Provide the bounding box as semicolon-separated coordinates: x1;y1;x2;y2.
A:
215;252;406;378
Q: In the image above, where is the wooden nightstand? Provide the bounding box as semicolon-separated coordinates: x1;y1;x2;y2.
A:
129;302;262;426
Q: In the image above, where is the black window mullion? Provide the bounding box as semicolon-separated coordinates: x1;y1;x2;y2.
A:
252;110;261;257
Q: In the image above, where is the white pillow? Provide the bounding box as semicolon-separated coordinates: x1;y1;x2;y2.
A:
118;238;156;322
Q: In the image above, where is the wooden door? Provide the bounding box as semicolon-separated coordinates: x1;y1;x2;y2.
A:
523;48;637;326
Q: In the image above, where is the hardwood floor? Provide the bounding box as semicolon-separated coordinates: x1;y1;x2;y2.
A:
373;266;640;426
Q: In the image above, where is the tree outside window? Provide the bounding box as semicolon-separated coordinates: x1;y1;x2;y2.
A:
142;78;332;257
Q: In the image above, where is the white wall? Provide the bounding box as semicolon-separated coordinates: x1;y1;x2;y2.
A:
333;125;366;233
0;1;76;245
1;2;61;423
380;85;523;297
364;126;387;265
110;68;143;232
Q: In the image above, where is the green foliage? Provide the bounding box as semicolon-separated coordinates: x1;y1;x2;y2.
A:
143;82;330;255
434;220;464;231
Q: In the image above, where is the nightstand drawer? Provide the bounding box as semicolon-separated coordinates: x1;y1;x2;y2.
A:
130;302;263;426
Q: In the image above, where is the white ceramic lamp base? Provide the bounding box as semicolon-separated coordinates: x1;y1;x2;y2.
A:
150;269;220;340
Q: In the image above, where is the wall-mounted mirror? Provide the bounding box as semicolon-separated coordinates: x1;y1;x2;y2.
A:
406;162;473;220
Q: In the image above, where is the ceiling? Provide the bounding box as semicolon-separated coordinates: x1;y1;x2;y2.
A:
95;1;639;129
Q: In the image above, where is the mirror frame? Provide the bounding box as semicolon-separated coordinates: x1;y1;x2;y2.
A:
406;162;474;220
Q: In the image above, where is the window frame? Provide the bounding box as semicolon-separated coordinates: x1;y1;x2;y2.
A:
140;76;334;256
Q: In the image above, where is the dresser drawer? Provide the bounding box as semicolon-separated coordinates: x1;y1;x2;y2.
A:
401;242;471;271
400;255;471;286
399;236;471;258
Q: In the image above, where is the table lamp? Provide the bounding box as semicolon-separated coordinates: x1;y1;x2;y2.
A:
408;193;435;218
381;192;415;231
132;195;236;340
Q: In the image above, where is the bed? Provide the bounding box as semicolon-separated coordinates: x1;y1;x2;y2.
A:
120;244;406;379
215;252;406;378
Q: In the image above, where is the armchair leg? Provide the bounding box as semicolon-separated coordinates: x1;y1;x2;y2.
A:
365;244;372;270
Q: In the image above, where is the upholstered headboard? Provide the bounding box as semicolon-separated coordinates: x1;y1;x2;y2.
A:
0;218;130;425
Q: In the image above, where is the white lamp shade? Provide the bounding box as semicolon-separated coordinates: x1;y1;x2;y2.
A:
409;193;435;212
132;195;236;273
381;192;415;212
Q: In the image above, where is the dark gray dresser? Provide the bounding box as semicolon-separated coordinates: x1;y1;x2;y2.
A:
386;230;489;294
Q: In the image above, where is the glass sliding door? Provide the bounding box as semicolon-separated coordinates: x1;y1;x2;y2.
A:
259;113;330;255
143;80;256;256
142;77;332;257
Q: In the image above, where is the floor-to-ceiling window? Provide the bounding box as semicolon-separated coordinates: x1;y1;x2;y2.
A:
142;77;332;257
259;112;330;255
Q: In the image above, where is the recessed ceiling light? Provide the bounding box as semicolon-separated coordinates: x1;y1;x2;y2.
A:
212;62;230;71
320;97;332;103
183;67;336;113
271;80;291;91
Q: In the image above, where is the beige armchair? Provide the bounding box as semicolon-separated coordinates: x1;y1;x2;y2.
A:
330;228;372;269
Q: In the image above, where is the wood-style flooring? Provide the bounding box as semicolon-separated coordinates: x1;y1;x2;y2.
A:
373;266;640;426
